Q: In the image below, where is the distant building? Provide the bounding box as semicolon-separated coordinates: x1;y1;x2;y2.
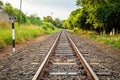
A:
0;9;9;22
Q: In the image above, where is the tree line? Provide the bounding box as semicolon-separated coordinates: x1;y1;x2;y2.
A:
63;0;120;34
0;0;62;28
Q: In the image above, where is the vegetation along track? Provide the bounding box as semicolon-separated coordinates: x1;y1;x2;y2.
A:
32;30;99;80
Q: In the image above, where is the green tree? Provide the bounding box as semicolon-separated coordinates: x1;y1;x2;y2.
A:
4;3;14;16
53;18;62;28
43;16;63;28
74;0;120;34
28;14;42;25
43;16;53;23
0;0;3;9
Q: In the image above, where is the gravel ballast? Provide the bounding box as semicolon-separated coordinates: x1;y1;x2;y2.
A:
69;33;120;80
0;33;58;80
0;32;120;80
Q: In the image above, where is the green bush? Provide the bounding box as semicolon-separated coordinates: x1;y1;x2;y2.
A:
42;22;55;31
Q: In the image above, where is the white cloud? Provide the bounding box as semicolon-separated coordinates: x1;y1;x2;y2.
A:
2;0;77;20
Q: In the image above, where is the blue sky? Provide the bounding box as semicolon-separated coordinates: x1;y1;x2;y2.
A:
3;0;77;20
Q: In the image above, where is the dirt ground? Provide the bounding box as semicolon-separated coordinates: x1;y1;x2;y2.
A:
0;34;50;60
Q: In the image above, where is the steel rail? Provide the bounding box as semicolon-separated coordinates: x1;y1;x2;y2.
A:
32;30;99;80
32;32;61;80
66;32;99;80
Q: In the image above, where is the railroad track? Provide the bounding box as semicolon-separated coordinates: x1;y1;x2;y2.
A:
32;30;99;80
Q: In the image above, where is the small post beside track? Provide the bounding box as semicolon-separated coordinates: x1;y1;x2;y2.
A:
9;16;17;53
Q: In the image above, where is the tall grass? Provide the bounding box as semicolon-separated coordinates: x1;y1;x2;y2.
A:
0;22;44;47
69;29;120;49
0;25;44;47
0;21;11;47
0;21;60;48
0;29;12;47
15;24;45;43
87;34;120;48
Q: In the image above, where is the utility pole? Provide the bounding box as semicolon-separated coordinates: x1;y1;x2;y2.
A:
19;0;22;26
50;12;54;18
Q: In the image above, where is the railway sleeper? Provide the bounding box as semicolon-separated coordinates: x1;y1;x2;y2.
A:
49;72;80;76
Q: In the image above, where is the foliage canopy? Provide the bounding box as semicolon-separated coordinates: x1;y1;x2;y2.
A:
63;0;120;34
